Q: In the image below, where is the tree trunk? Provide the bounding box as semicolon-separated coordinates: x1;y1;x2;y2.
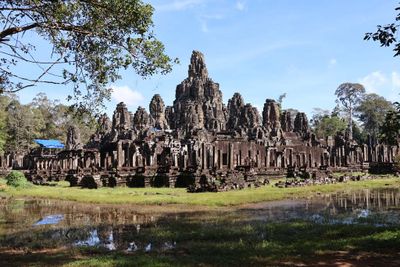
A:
349;104;353;140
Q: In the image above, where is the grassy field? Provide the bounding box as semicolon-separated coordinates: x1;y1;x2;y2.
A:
1;217;400;266
1;176;399;207
1;176;400;266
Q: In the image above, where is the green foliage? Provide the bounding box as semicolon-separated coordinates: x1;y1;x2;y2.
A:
0;95;13;154
335;83;366;139
2;93;97;152
5;99;36;152
356;93;394;137
380;102;400;145
5;171;28;188
335;83;366;111
0;0;177;112
312;108;347;139
352;122;367;144
365;5;400;56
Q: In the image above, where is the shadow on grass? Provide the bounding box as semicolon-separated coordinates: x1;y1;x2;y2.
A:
1;209;400;266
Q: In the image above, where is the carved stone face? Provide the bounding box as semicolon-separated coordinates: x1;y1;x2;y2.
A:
112;102;131;131
66;125;82;150
149;94;165;118
133;107;150;129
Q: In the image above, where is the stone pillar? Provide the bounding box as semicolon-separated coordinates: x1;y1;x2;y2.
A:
229;143;234;170
213;146;217;168
117;142;123;168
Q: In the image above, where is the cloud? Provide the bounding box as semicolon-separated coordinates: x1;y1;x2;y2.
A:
155;0;205;12
235;1;246;11
111;85;144;107
358;71;400;102
329;58;337;66
391;71;400;90
210;41;311;68
359;71;387;93
199;14;224;33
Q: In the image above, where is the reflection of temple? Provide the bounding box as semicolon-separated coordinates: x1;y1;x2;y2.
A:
15;51;400;189
333;189;400;211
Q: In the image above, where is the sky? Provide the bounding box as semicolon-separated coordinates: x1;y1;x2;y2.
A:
15;0;400;118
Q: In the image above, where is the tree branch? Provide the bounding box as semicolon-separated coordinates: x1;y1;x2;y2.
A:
0;23;39;41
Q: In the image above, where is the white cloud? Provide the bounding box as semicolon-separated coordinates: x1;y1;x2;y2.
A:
391;71;400;91
357;71;400;102
155;0;205;12
235;1;246;11
199;14;224;33
329;58;337;66
359;71;387;93
111;85;144;107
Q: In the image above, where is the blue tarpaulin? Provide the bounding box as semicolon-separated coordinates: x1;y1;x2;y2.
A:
34;139;65;149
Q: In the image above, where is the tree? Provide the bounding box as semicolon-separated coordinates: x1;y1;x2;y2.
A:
310;108;330;127
5;99;35;152
0;94;13;153
335;83;366;140
312;111;347;139
355;93;394;138
380;102;400;145
277;93;286;107
1;92;98;152
0;0;176;112
365;4;400;56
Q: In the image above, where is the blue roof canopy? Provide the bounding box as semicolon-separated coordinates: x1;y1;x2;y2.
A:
34;139;65;149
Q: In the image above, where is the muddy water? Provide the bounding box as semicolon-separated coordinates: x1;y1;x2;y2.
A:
1;188;400;253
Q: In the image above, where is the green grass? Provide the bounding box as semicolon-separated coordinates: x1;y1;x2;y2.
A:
1;176;399;207
2;218;400;266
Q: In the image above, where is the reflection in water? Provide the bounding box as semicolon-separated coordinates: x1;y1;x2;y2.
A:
246;188;400;226
127;241;138;252
75;229;101;247
34;214;64;226
1;187;400;252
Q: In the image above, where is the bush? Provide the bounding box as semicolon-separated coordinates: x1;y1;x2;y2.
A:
5;171;29;188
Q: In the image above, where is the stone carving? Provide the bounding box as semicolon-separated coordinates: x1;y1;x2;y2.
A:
262;99;281;133
172;51;227;133
241;104;261;129
294;112;308;135
149;94;169;130
21;50;400;192
227;93;245;130
133;106;150;130
188;50;208;79
281;111;293;132
98;113;112;134
66;125;82;150
112;102;131;132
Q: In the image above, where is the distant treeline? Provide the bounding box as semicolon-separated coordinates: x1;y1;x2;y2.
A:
0;93;97;154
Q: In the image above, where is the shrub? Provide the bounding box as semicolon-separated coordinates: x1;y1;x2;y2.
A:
5;171;29;188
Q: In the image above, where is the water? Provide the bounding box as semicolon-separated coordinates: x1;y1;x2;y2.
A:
1;188;400;252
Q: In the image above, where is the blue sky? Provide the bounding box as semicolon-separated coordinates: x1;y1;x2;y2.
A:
16;0;400;118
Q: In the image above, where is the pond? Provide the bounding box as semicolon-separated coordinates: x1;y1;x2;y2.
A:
1;188;400;265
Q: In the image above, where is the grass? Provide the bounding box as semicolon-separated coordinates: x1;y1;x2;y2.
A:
2;217;400;266
1;176;400;266
1;176;399;207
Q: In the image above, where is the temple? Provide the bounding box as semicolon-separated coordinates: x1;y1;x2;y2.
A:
7;51;399;190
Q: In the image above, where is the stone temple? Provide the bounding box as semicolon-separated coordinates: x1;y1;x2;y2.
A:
17;51;399;190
